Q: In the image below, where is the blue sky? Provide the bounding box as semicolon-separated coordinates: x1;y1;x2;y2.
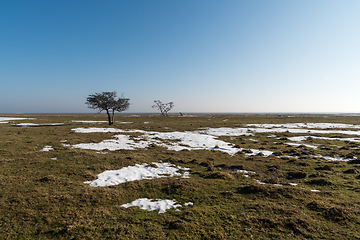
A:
1;0;359;113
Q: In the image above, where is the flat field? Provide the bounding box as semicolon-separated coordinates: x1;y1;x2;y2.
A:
1;113;360;239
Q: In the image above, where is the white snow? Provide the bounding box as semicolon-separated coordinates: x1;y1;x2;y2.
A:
249;127;360;136
72;120;108;123
285;142;318;149
267;135;277;138
14;123;63;127
71;124;358;161
314;155;352;161
72;127;127;133
287;136;309;142
201;126;360;137
73;135;149;151
41;146;54;151
84;162;190;187
287;135;360;144
120;198;192;213
199;127;253;136
233;169;256;174
246;123;360;129
0;117;35;122
71;127;272;156
256;180;267;185
15;123;39;126
311;136;360;143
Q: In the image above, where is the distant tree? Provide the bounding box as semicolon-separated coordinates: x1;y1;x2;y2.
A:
152;100;174;116
86;91;130;125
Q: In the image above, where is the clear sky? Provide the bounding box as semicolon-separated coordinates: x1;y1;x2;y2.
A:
1;0;359;113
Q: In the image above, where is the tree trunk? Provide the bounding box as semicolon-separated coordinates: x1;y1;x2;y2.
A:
106;110;112;125
111;110;115;125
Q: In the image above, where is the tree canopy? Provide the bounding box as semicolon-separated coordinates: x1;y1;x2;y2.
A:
152;100;174;116
86;91;130;125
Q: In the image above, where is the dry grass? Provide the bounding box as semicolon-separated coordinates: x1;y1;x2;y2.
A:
1;113;360;239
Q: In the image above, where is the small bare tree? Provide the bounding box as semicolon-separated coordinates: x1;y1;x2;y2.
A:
152;100;174;116
86;91;130;125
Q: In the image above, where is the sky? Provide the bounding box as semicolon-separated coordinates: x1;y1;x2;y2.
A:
1;0;359;113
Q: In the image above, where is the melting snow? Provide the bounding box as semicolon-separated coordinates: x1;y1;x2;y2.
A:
198;127;253;136
285;142;318;149
72;120;108;123
84;162;190;187
201;127;360;137
267;135;277;138
71;125;357;161
246;123;360;129
311;136;360;143
287;136;309;142
71;127;272;156
120;198;192;213
41;146;54;151
14;123;63;127
15;123;39;127
233;169;256;174
72;127;126;133
0;117;35;123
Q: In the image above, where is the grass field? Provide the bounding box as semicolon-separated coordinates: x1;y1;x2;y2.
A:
1;113;360;239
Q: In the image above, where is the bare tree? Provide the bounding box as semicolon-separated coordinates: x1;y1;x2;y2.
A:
86;91;130;125
152;100;174;116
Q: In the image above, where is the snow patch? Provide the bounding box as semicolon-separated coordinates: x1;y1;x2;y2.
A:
72;127;126;133
72;120;108;123
41;146;54;151
199;127;253;136
14;123;63;127
0;117;35;123
246;123;360;129
71;127;272;156
84;162;190;187
285;142;318;149
121;198;192;213
71;126;355;161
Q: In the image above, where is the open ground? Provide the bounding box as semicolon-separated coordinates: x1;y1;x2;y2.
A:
1;113;360;239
